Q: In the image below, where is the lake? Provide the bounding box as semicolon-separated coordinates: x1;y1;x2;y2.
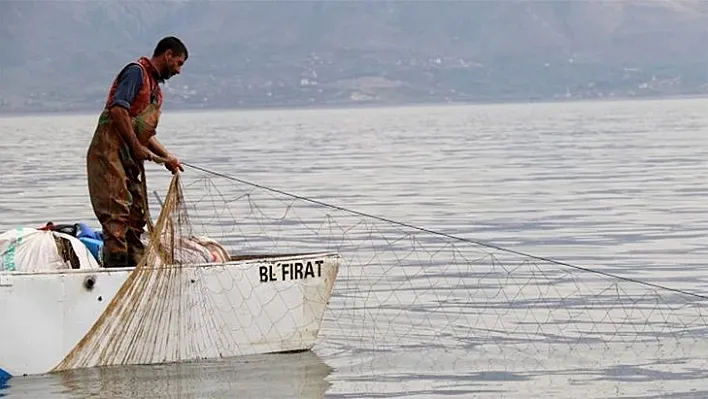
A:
1;97;708;398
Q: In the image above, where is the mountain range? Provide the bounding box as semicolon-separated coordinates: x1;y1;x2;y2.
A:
1;0;708;114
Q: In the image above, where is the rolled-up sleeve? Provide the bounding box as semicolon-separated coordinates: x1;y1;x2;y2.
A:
110;64;144;110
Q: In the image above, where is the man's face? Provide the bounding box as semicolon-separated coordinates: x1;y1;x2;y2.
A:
161;50;186;80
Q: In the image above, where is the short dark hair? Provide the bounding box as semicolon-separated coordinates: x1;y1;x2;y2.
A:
153;36;188;60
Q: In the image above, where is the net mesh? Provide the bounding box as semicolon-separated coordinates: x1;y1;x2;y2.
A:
53;172;339;373
57;170;708;396
53;174;200;370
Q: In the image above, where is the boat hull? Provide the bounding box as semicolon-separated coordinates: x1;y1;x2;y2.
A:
0;252;339;377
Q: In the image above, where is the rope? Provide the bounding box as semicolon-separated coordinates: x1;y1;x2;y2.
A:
180;161;708;301
140;164;156;235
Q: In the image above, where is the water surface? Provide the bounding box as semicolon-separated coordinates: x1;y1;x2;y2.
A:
1;98;708;397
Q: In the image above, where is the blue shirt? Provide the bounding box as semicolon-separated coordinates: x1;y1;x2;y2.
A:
110;64;144;110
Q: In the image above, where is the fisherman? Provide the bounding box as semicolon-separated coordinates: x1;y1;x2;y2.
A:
86;36;187;268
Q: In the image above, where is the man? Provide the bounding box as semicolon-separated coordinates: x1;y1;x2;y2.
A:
86;36;187;268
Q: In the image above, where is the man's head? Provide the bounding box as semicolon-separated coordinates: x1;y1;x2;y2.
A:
151;36;188;81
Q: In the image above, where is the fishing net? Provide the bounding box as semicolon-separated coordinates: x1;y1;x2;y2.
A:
54;167;708;397
53;171;338;373
52;173;203;371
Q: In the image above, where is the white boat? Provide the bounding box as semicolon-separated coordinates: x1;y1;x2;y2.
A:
0;251;340;379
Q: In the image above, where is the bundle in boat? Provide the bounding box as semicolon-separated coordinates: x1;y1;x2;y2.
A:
0;227;101;272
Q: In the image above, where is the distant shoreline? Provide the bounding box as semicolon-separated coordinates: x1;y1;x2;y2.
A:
2;93;708;119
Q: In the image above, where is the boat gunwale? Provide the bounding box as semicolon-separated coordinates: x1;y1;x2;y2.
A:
0;251;341;277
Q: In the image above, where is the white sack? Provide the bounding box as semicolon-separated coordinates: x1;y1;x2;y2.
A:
0;228;101;272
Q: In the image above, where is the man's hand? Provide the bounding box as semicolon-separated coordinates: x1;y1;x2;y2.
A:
164;153;184;174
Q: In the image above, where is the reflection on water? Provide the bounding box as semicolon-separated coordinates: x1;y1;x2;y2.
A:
0;351;332;398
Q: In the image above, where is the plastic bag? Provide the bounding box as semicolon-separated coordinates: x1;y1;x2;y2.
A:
0;228;101;272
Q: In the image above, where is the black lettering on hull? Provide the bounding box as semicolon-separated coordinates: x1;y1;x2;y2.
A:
259;259;325;283
259;265;278;282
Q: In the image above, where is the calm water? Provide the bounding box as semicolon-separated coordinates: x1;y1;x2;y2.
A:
1;98;708;398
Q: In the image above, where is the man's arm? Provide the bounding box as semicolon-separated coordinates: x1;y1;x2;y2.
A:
147;136;170;159
148;136;183;173
108;65;152;160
